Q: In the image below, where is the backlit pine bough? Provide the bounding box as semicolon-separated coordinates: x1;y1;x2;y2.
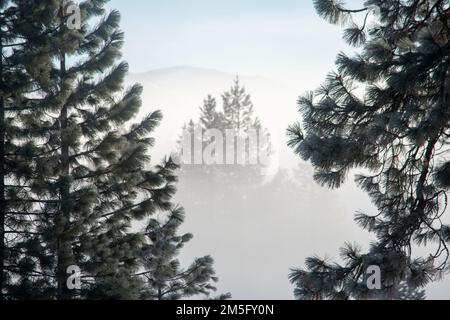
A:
288;0;450;300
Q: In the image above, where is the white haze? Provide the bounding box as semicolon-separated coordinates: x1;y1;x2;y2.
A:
125;67;450;299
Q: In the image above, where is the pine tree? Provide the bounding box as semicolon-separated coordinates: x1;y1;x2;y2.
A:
221;78;271;179
178;77;272;188
0;0;60;299
0;0;225;301
139;206;221;300
397;282;426;300
222;77;256;136
10;0;177;299
288;0;450;299
199;95;222;131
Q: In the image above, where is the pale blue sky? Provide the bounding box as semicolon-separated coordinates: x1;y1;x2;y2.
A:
105;0;364;83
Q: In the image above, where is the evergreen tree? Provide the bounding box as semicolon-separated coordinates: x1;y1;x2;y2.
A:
222;77;256;136
178;78;272;189
0;0;225;301
288;0;450;299
10;0;177;299
0;0;60;299
397;282;426;300
199;95;222;131
139;206;221;300
220;78;271;179
289;243;428;300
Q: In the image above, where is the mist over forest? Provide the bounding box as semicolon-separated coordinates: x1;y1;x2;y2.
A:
1;0;449;302
126;66;450;299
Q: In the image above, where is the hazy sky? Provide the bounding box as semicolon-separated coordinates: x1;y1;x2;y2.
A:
106;0;364;85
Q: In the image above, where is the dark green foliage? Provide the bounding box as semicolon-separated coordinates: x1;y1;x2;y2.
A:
0;0;223;300
139;206;222;300
398;281;426;300
0;0;62;300
289;0;450;299
22;0;173;299
289;243;429;300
